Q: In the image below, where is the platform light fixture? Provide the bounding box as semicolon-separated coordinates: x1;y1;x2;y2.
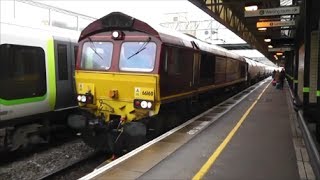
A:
264;38;271;42
276;52;283;56
258;27;267;31
245;5;258;11
268;45;273;48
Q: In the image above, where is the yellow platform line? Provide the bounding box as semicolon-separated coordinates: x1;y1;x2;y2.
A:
192;82;271;180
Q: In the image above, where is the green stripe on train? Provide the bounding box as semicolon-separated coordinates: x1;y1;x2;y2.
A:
0;96;47;106
47;38;56;110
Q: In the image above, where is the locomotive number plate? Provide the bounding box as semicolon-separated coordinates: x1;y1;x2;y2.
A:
134;87;154;100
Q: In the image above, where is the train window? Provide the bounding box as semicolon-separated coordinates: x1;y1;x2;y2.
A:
81;42;113;70
57;44;68;80
119;42;156;72
0;44;46;100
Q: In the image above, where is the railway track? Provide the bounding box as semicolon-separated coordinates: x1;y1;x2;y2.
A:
0;80;268;180
38;151;108;180
0;139;97;180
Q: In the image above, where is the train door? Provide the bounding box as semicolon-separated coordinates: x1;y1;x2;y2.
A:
70;43;78;100
199;53;215;86
54;38;77;110
192;52;200;88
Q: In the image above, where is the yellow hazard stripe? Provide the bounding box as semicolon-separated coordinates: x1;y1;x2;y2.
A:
192;83;270;180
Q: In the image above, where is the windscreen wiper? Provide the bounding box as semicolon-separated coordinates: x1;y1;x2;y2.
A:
127;37;151;60
88;37;103;60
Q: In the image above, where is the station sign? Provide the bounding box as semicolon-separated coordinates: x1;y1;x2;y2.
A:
268;47;293;52
257;20;295;28
245;6;300;17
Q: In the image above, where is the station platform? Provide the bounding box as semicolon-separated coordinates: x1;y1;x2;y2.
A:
81;79;315;180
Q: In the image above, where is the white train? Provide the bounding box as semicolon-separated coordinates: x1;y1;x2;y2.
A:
0;21;80;151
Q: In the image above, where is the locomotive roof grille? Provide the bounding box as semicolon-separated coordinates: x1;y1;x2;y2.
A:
79;12;159;41
101;12;134;29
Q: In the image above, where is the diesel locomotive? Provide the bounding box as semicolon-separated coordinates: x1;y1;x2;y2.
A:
69;12;274;152
0;21;79;151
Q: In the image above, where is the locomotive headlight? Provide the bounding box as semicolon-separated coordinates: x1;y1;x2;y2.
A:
81;95;87;103
140;101;148;109
133;99;153;110
77;95;82;102
147;102;152;108
77;93;93;104
111;30;124;40
112;31;119;38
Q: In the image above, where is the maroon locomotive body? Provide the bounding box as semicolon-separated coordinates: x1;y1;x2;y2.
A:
71;12;251;152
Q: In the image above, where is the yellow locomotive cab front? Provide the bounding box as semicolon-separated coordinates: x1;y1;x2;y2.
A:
69;12;165;152
75;71;160;122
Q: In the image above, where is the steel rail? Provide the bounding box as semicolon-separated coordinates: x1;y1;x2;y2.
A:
36;151;99;180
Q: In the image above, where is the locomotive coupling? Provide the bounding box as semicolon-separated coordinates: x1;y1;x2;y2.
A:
67;114;109;130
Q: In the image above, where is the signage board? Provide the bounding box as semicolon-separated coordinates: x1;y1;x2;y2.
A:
268;47;293;52
245;6;300;17
257;20;295;28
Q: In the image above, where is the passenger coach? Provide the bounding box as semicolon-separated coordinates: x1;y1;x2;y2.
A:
0;22;79;151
